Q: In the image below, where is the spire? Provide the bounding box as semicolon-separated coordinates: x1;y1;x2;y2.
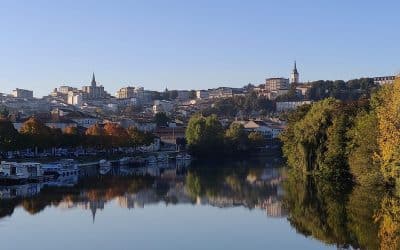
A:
293;61;298;74
91;205;96;224
91;72;96;87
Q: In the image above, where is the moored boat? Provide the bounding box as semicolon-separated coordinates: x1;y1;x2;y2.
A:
42;159;79;177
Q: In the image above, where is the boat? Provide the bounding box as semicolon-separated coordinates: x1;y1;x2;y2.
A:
157;154;168;163
99;166;111;175
42;159;79;177
119;157;133;165
0;162;29;184
175;154;183;161
99;159;111;167
0;161;44;184
146;156;157;165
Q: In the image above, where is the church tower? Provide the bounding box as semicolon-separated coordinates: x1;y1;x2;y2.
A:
290;61;299;84
91;72;97;87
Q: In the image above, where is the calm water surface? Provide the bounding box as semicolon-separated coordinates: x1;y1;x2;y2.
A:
0;158;387;250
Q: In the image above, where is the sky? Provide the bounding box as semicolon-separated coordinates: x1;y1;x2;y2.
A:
0;0;399;97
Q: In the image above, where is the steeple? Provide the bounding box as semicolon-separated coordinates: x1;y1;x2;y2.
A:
290;61;299;84
293;61;298;74
91;72;96;87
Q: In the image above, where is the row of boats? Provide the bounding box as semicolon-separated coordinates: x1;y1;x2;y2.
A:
0;153;192;185
99;153;191;167
0;159;79;184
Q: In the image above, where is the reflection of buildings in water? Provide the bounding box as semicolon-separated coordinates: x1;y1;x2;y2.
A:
246;168;284;187
117;182;192;209
117;189;159;209
45;175;79;187
257;196;287;218
0;184;43;199
77;200;105;223
196;196;247;208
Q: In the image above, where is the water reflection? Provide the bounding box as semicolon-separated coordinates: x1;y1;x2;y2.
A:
3;159;397;249
0;158;286;224
283;170;400;250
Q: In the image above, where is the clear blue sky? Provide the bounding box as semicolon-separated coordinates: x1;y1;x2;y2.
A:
0;0;399;97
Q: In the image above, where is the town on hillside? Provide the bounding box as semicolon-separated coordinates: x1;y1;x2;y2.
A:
0;62;395;159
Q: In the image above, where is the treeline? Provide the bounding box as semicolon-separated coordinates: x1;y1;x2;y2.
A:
280;76;400;188
306;78;377;101
0;117;154;151
185;115;266;157
201;92;275;117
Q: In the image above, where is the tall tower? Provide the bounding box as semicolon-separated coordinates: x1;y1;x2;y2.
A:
91;72;97;87
290;61;299;84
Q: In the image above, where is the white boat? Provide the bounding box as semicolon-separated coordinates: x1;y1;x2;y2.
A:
119;157;132;165
157;154;168;162
184;154;191;161
99;159;111;167
0;161;29;184
99;166;111;175
176;154;183;161
146;156;157;165
0;161;44;184
42;159;79;177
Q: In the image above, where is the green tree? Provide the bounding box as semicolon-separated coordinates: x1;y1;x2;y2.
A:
154;112;171;127
185;114;224;157
224;123;249;154
0;119;20;151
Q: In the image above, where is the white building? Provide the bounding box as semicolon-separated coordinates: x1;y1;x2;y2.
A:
276;101;312;112
374;76;395;85
196;90;209;99
153;100;174;114
67;91;83;106
12;88;33;99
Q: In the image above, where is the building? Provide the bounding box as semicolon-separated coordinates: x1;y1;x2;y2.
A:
374;76;395;85
58;86;77;94
209;87;234;99
153;100;174;114
67;91;83;106
177;90;190;101
276;101;312;112
196;90;209;99
12;88;33;99
115;86;136;99
290;61;299;85
81;73;109;100
265;78;289;92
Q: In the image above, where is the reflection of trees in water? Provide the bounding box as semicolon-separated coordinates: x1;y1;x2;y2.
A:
185;163;286;214
0;159;287;222
282;170;400;250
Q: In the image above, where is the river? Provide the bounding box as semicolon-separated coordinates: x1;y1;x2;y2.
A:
0;157;391;250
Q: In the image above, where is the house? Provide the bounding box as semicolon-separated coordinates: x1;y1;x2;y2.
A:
243;120;273;138
242;120;286;139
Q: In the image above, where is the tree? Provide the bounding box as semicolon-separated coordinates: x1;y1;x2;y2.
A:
64;126;79;135
20;117;52;149
248;132;265;149
280;98;343;176
154;112;170;127
20;117;50;136
0;119;20;151
85;124;104;136
375;77;400;187
224;123;249;154
0;107;9;119
85;124;106;148
347;110;381;185
185;115;224;157
127;126;154;146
